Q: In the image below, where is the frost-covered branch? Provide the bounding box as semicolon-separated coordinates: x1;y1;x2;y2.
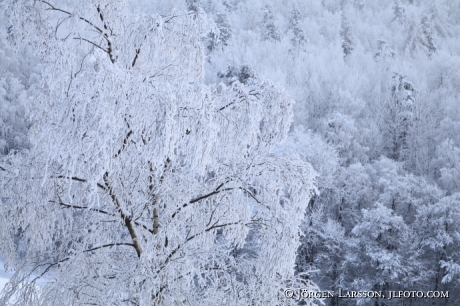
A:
171;186;232;219
40;1;104;34
160;219;243;271
52;200;114;216
40;1;116;63
103;172;142;257
55;175;106;190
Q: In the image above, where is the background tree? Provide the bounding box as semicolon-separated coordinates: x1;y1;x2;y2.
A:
261;4;281;42
433;139;460;195
382;73;415;162
288;6;307;52
0;10;37;156
340;11;354;58
392;0;406;25
420;15;437;58
209;12;232;50
415;193;460;302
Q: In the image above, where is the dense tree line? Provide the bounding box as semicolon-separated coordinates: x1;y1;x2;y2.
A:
160;0;460;304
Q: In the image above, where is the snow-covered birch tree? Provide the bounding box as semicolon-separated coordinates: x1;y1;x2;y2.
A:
0;1;317;305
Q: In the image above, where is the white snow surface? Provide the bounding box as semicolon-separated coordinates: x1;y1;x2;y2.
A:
0;262;12;292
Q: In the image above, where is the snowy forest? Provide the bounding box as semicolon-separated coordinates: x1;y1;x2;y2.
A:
1;0;460;305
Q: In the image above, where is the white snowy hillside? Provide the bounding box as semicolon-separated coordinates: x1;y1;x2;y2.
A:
0;275;10;294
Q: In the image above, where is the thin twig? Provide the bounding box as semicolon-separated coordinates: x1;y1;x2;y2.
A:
55;175;106;190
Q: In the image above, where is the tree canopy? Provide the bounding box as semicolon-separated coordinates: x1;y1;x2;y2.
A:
0;1;317;305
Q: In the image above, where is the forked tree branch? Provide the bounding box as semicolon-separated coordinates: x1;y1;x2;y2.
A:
159;220;243;273
103;172;142;257
56;199;155;233
114;130;133;158
132;48;140;67
40;1;116;63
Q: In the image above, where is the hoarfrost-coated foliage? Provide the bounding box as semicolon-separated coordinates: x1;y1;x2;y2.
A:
339;12;354;58
196;0;460;303
3;0;460;304
0;12;35;156
0;1;317;305
261;5;281;42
